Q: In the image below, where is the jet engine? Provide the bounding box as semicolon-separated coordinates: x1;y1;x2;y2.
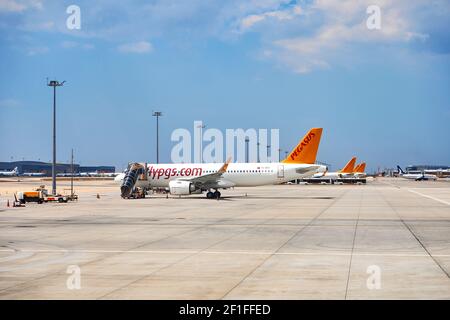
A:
169;180;196;195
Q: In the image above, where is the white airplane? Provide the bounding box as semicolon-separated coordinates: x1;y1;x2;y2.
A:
80;171;118;177
0;167;19;177
102;172;120;177
311;157;357;179
117;128;327;199
397;166;437;181
22;172;46;177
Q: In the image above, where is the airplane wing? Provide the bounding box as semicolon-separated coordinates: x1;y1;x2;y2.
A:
178;158;233;189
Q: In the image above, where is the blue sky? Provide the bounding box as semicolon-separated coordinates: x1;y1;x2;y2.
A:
0;0;449;172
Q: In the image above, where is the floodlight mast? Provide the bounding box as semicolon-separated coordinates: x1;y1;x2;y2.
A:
47;79;65;195
152;111;163;164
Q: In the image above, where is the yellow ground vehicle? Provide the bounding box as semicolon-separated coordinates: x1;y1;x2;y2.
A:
16;186;69;204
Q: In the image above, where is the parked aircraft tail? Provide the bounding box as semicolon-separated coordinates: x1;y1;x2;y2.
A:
397;165;405;174
339;157;356;173
355;162;366;173
282;128;323;164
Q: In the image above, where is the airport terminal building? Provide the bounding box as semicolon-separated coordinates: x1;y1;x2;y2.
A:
0;161;115;176
405;165;450;171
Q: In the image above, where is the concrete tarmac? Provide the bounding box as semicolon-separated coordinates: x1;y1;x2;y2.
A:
0;177;449;299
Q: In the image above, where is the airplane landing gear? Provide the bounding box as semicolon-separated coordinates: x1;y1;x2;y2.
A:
206;190;221;199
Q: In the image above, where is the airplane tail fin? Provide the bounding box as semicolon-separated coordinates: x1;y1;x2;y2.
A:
357;162;366;173
397;165;405;174
282;128;323;164
339;157;356;173
354;163;361;173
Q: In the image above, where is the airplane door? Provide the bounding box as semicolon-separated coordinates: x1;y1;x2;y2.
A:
277;165;284;178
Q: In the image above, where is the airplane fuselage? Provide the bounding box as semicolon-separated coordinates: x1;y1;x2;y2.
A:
0;168;18;177
22;173;45;177
401;173;437;181
120;162;323;189
0;172;16;177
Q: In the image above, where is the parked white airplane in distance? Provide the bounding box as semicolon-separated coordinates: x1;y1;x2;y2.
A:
311;157;357;179
0;167;18;177
80;171;119;177
100;172;120;177
22;172;46;177
118;128;326;199
397;166;437;181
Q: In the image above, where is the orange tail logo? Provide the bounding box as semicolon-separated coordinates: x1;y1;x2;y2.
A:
339;157;356;173
354;163;361;173
282;128;323;164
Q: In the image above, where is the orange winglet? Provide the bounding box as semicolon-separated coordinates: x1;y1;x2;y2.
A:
219;157;232;173
282;128;323;164
339;157;356;173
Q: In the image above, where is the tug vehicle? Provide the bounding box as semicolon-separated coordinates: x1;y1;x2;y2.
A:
16;186;69;204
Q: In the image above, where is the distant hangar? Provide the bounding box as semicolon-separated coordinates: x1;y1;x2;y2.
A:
0;161;115;176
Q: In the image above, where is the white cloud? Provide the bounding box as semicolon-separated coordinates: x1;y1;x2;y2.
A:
61;41;94;50
241;15;265;29
239;5;302;31
0;0;25;12
27;45;48;55
34;20;53;30
2;1;449;72
82;43;94;50
0;0;42;12
0;98;21;108
263;0;440;73
61;40;78;49
117;41;153;54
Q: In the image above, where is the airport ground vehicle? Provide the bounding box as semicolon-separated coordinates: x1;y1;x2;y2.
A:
16;186;69;204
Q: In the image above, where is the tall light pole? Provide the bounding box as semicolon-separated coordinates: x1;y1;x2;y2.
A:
196;123;206;163
152;111;162;164
70;148;74;198
47;80;65;195
256;142;260;163
278;148;281;162
245;137;250;163
267;145;271;162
